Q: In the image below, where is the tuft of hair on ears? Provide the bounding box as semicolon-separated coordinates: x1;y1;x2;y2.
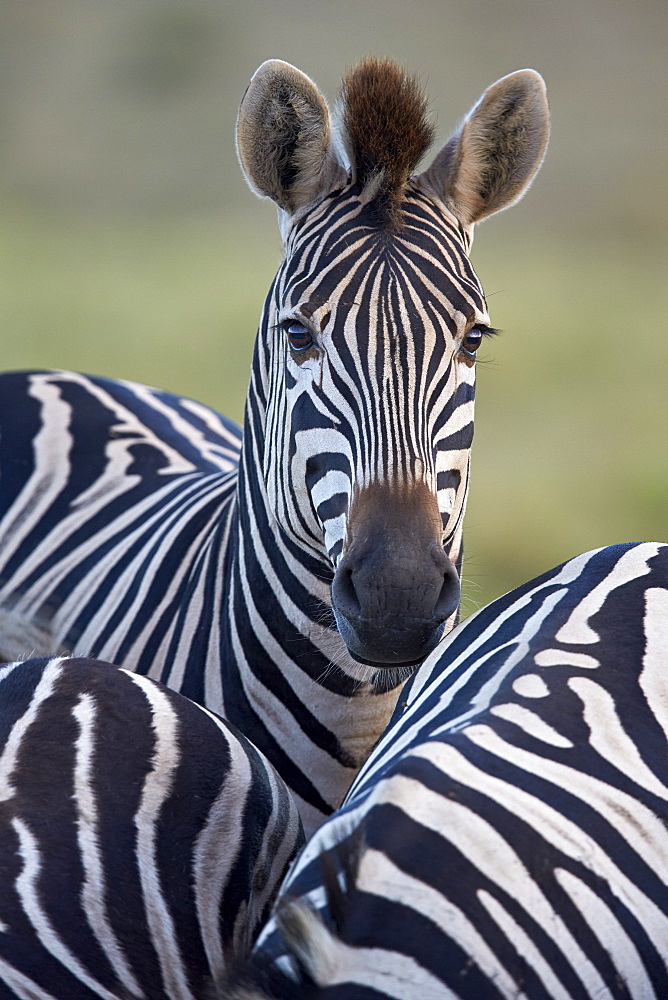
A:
337;57;435;227
418;69;550;228
236;60;346;216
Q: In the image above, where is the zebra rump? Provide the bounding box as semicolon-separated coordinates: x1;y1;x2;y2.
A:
0;657;304;1000
222;542;668;999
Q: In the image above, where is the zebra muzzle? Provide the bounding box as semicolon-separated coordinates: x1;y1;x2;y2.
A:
330;483;460;666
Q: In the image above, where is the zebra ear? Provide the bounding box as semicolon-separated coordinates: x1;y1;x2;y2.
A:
419;70;549;227
236;60;346;216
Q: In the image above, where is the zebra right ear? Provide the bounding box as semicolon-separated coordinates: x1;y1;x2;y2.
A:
236;60;346;216
419;69;550;228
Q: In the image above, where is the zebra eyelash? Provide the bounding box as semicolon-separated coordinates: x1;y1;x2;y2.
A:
459;324;501;361
270;319;319;354
284;319;317;354
463;327;502;371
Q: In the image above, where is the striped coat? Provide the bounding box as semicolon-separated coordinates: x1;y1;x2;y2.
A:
0;59;549;835
0;656;303;1000
226;542;668;999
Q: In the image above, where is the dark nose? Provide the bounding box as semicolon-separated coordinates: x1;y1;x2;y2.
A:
330;483;460;666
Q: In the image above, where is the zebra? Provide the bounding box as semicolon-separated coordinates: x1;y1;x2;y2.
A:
0;59;550;835
0;655;303;1000
222;542;668;999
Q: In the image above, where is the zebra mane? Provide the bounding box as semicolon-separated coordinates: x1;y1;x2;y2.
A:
337;58;435;226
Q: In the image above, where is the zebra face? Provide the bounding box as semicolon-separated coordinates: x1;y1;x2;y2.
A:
261;183;489;665
237;59;549;668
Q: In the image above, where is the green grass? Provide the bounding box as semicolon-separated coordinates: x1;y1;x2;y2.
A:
1;204;665;615
463;233;668;612
0;203;279;423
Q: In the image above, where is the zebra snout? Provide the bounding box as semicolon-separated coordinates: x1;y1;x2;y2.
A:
331;542;460;667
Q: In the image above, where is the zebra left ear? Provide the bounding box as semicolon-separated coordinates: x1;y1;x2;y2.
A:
418;70;549;227
236;60;346;216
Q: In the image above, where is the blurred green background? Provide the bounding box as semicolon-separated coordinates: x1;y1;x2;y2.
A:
1;0;666;615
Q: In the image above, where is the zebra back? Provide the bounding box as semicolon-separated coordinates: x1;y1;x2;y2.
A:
0;371;241;673
224;542;668;999
0;656;303;1000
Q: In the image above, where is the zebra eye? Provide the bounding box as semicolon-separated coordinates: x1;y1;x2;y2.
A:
285;321;314;353
462;327;484;355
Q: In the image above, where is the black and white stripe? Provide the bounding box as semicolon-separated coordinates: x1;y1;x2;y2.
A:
0;61;549;835
0;656;303;1000
228;542;668;999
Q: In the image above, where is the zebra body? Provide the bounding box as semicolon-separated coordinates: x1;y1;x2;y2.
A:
0;656;303;1000
0;61;549;834
228;542;668;999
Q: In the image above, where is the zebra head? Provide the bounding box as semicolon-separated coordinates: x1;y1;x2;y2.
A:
237;59;549;670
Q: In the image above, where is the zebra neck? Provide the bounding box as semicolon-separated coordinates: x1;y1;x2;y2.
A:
223;442;405;835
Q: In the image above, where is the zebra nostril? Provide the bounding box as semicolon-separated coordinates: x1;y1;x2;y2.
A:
431;545;461;623
433;571;461;623
331;564;360;617
330;539;460;665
